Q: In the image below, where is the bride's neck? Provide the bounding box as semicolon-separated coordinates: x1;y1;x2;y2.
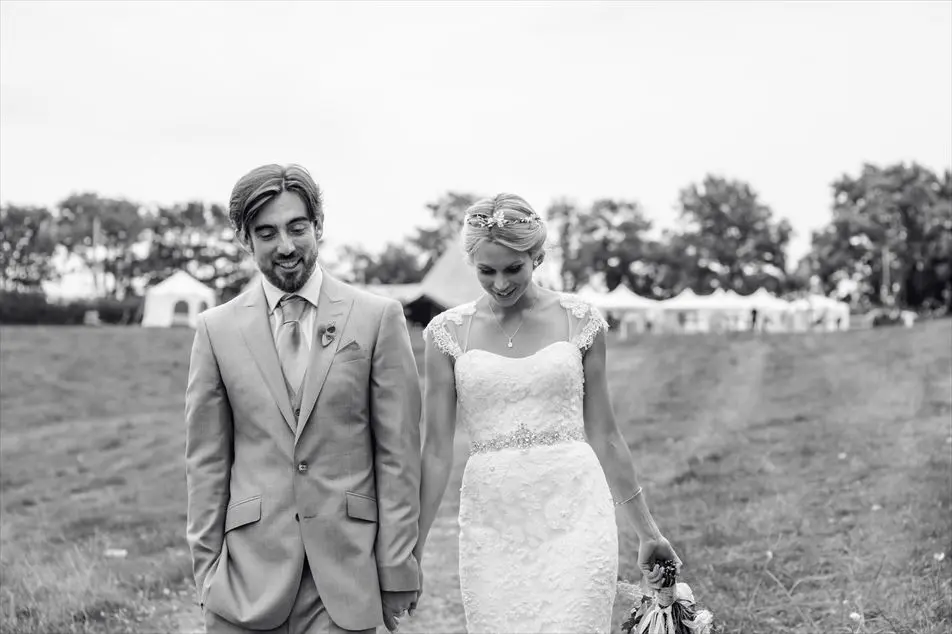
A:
489;284;540;318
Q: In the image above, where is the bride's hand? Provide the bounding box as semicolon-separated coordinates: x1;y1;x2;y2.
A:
637;535;682;589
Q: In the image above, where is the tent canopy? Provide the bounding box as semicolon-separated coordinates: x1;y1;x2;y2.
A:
361;283;423;303
414;248;483;308
745;288;790;311
601;285;659;311
142;271;217;328
659;288;711;310
149;270;217;298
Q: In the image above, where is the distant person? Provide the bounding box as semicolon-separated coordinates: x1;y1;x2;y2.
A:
414;194;681;632
750;308;759;332
185;164;422;633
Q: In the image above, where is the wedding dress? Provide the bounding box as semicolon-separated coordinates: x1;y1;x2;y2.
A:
424;295;619;633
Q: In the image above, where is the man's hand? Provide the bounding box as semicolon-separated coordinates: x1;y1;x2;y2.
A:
382;590;418;632
408;566;424;615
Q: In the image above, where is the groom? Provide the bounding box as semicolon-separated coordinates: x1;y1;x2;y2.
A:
185;164;422;633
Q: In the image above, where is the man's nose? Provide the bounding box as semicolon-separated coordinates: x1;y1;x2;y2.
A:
276;234;295;255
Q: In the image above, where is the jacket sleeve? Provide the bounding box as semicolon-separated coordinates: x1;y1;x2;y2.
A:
369;299;423;591
184;315;234;600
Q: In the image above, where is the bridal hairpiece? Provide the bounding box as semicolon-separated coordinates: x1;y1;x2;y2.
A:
465;208;541;230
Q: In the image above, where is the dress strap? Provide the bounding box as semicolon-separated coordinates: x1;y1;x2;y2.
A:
422;302;477;360
559;295;609;351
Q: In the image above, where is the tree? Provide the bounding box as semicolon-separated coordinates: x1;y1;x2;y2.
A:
55;192;148;298
671;176;792;294
336;191;481;285
547;198;655;293
547;198;586;291
337;242;427;285
805;163;951;310
0;205;58;292
629;232;697;299
407;192;482;273
138;201;247;294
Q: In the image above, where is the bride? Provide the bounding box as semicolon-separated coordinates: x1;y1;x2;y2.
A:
414;194;682;633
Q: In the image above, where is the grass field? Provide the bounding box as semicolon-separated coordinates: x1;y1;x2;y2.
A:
1;320;950;634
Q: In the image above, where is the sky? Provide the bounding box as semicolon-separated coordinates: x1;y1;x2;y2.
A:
1;0;950;266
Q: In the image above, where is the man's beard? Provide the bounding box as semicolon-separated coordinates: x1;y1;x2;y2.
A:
262;251;318;293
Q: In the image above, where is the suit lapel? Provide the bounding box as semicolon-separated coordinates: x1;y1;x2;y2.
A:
295;275;354;444
239;283;297;433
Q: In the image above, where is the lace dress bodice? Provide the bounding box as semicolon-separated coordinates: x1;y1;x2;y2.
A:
423;296;618;633
424;295;607;452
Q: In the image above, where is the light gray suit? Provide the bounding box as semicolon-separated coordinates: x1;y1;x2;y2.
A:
185;272;422;631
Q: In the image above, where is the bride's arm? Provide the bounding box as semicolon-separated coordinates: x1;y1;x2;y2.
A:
581;329;665;543
414;337;458;564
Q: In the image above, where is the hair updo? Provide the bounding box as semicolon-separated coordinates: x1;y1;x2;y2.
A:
460;193;548;264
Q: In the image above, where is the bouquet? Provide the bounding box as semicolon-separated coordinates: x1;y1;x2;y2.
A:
621;561;716;634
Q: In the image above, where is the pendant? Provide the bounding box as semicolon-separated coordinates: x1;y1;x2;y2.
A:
507;339;514;348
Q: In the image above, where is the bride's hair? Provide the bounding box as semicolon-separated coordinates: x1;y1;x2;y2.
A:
461;193;547;263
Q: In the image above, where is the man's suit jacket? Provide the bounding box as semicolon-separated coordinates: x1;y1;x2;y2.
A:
185;272;422;631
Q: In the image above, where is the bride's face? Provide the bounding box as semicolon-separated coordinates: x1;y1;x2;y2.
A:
473;241;535;308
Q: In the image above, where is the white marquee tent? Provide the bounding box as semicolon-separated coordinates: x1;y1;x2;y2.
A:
141;271;217;328
657;288;793;332
790;294;851;331
601;285;660;312
596;285;661;338
659;288;709;311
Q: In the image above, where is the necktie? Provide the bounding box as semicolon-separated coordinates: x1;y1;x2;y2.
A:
275;294;309;394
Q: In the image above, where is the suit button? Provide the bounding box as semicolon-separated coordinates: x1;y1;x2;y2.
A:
294;513;300;522
297;461;308;473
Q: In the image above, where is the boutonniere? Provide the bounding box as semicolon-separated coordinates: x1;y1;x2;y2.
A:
317;321;337;348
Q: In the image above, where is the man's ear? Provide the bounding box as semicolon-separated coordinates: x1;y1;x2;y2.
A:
313;220;324;242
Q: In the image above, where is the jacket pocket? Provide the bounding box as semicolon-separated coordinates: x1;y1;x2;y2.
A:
334;348;369;365
225;495;261;532
345;491;378;522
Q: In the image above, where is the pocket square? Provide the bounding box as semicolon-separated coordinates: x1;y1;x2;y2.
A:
337;339;360;353
334;340;366;364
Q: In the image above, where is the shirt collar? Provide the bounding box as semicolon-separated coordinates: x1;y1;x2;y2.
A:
262;265;324;315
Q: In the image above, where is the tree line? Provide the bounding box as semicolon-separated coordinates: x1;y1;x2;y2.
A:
2;161;949;313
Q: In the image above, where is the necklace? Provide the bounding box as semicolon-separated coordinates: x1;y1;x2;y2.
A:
487;295;536;348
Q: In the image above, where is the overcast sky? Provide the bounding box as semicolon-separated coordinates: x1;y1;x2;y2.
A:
2;0;950;264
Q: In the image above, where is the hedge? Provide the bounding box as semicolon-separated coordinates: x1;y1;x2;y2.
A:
0;291;144;325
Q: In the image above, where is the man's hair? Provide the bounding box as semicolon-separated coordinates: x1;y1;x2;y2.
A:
228;164;324;243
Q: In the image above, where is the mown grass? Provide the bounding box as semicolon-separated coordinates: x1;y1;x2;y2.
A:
0;320;949;633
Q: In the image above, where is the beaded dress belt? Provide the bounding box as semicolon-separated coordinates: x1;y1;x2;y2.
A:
470;423;587;455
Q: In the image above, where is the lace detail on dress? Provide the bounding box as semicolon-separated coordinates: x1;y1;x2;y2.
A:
559;294;592;319
454;342;618;633
559;295;609;351
422;302;477;359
